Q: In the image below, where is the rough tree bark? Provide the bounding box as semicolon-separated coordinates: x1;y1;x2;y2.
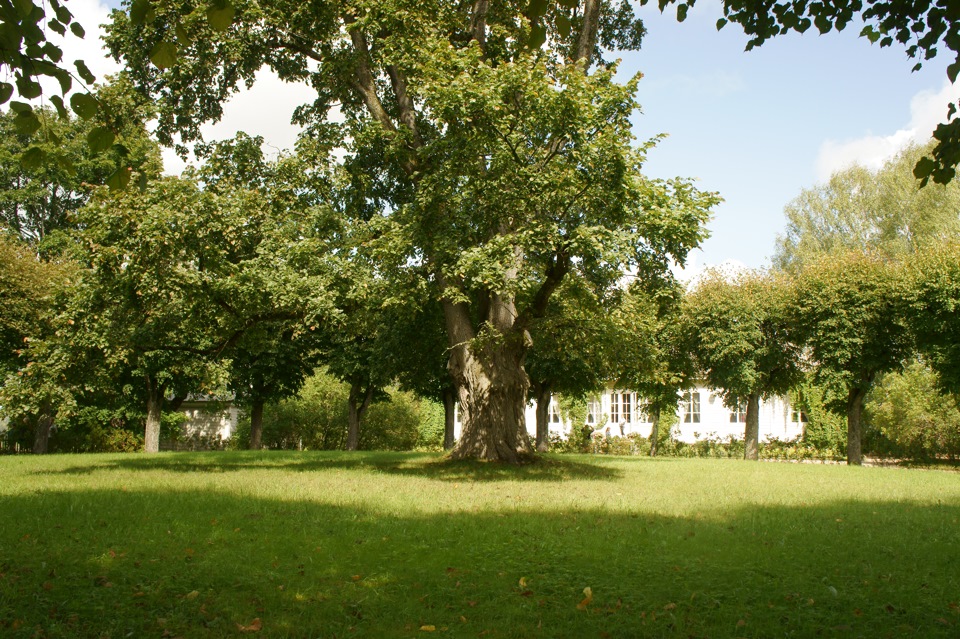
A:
346;381;374;451
846;386;868;466
144;376;165;453
32;399;55;454
443;282;535;462
744;392;761;461
442;386;456;450
249;399;264;450
533;381;552;453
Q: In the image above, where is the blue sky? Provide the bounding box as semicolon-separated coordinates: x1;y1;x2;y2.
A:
82;0;959;272
622;2;957;271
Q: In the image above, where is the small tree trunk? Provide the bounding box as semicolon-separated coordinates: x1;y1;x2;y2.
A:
144;377;165;453
534;382;552;453
32;400;55;454
846;386;868;466
744;392;761;461
346;382;374;451
249;400;265;450
442;387;456;450
649;407;661;457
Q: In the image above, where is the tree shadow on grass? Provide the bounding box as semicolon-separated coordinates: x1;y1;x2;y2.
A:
32;451;624;482
0;483;958;638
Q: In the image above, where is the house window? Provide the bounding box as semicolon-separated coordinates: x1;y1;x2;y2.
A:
730;402;747;423
586;400;599;425
550;402;561;424
610;392;620;423
790;408;808;423
682;391;700;423
622;392;632;424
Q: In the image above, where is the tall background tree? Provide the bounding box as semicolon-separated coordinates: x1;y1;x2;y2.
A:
775;144;960;272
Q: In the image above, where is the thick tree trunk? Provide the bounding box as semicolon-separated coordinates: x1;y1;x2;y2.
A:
249;400;264;450
534;382;552;453
648;407;661;457
346;382;374;451
144;377;164;453
32;400;55;454
846;386;868;466
744;392;761;461
448;339;534;462
442;386;456;451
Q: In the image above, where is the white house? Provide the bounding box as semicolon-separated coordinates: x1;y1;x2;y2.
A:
454;384;806;444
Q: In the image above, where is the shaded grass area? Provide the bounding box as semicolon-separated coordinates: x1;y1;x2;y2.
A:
1;451;959;638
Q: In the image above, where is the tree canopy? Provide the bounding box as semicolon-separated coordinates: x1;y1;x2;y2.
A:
105;0;718;461
684;269;802;460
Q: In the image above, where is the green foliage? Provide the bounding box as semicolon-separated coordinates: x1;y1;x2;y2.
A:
232;371;439;451
792;379;846;452
865;362;960;461
0;234;70;376
789;251;911;401
0;83;161;245
906;241;960;392
414;397;445;451
684;269;802;406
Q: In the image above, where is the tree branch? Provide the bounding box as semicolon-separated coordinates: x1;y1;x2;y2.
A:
344;22;397;135
470;0;489;52
386;64;423;148
514;250;570;333
576;0;601;67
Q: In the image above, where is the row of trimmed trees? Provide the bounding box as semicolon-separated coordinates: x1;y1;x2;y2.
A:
677;246;960;465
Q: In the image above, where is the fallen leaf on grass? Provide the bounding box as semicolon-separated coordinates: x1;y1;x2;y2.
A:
184;590;199;600
237;618;262;632
420;625;435;632
664;603;676;611
519;590;534;597
577;587;593;610
518;577;528;588
351;575;362;581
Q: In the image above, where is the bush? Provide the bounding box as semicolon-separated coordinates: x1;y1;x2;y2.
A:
232;371;446;451
864;363;960;461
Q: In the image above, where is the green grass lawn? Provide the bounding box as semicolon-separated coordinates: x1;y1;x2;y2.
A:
1;452;958;638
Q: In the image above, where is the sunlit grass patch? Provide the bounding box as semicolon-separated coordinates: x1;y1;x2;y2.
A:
1;451;958;637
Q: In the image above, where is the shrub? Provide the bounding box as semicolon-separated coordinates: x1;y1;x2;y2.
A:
865;363;960;461
232;371;446;451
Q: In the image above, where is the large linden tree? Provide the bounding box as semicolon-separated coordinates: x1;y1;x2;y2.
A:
106;0;718;461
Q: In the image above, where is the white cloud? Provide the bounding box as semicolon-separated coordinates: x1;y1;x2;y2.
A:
674;254;751;288
815;80;960;181
28;0;315;175
160;70;316;175
24;0;120;100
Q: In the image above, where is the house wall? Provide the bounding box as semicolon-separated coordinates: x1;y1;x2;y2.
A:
453;385;805;444
176;401;239;447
